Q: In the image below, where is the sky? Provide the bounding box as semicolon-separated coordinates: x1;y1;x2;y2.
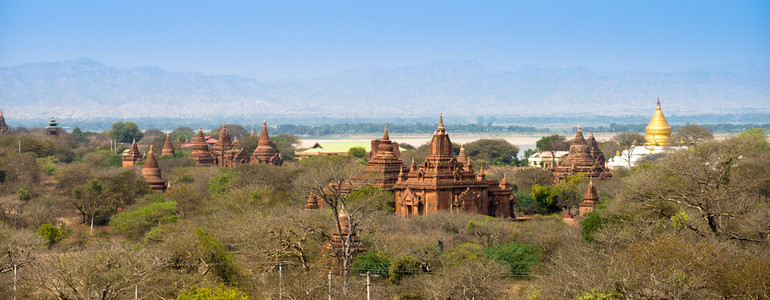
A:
0;0;768;80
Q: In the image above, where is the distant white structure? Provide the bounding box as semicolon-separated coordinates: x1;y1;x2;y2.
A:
528;150;569;168
606;145;685;169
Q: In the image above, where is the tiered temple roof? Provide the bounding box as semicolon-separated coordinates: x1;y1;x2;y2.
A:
190;127;216;166
552;126;612;182
122;139;143;167
209;124;250;167
303;193;321;210
161;133;176;157
578;177;599;216
0;108;13;135
251;121;283;166
347;125;404;191
45;116;61;137
391;114;515;218
141;146;167;192
321;209;367;264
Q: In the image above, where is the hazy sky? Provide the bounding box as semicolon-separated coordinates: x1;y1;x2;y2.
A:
1;0;768;79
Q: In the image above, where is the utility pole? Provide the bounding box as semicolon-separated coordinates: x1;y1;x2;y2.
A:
13;264;17;300
328;270;332;300
359;270;380;300
276;263;287;300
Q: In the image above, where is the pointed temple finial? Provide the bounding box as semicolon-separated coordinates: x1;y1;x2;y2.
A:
262;120;267;128
657;96;661;107
589;129;594;137
149;145;154;154
577;125;582;132
250;129;255;136
0;107;3;117
437;113;445;132
132;137;136;144
383;124;390;140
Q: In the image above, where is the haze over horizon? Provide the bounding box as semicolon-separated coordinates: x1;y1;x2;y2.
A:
1;1;768;80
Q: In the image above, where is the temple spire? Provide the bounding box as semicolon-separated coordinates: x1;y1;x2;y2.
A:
383;124;390;140
437;113;445;132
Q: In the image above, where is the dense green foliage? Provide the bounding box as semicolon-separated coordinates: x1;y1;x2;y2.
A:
36;223;71;248
110;201;179;239
207;171;241;198
347;146;367;158
177;285;249;300
109;121;144;143
463;139;520;166
195;228;243;285
481;242;542;275
388;254;422;284
351;249;391;277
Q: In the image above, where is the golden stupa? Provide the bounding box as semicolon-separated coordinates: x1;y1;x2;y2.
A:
644;99;672;146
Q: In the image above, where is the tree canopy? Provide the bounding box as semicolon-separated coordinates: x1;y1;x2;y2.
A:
463;139;520;166
109;121;143;143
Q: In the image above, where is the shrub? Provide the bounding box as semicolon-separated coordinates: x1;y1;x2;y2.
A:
177;284;248;300
17;188;31;201
515;191;538;215
37;156;58;175
481;242;542;275
352;249;391;277
110;201;179;239
36;223;71;248
195;228;242;285
348;146;367;159
208;171;240;198
388;254;422;285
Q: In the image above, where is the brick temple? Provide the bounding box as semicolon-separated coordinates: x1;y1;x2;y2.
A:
552;126;612;182
391;115;515;218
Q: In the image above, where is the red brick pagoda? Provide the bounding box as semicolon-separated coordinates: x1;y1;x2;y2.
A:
0;108;13;135
250;121;283;166
190;127;216;166
142;146;167;192
391;114;515;218
552;126;612;182
160;133;176;157
122;139;143;167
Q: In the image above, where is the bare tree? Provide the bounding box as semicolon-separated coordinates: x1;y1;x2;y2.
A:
31;243;161;300
293;157;382;281
623;134;770;243
673;124;713;146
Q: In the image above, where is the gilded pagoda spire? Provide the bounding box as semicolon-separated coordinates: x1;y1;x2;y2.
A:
644;98;672;146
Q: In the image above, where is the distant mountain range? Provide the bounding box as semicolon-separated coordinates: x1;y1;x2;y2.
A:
1;58;768;121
